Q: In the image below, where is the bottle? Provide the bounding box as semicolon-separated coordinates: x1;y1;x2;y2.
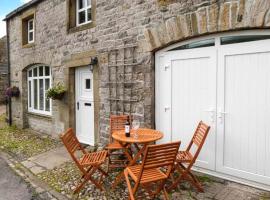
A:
125;116;130;137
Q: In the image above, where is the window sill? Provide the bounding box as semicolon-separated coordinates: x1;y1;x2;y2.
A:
27;111;52;120
68;21;96;34
22;43;35;48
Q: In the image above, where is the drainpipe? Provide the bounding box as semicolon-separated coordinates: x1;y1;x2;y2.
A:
6;20;12;126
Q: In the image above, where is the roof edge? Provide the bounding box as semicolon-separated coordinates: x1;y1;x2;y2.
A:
4;0;43;21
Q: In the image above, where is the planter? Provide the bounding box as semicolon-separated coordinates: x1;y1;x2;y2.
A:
50;92;65;100
5;86;20;98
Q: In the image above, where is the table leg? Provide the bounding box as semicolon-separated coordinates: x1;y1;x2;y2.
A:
112;143;148;189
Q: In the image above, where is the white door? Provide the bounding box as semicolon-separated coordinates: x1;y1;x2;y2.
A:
216;39;270;185
156;47;217;170
75;67;95;145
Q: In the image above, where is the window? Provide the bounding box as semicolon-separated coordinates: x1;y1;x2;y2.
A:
168;39;215;51
27;19;34;43
22;13;35;46
28;65;51;115
220;35;270;45
76;0;91;26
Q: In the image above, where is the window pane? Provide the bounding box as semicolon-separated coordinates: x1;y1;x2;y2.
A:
78;11;86;24
34;79;38;109
45;79;50;112
39;79;44;111
78;0;84;9
28;81;31;107
39;66;43;76
169;39;215;51
87;0;91;6
29;32;33;42
28;20;33;30
87;8;91;21
28;70;32;77
33;67;37;77
221;35;270;45
45;66;50;76
85;79;91;89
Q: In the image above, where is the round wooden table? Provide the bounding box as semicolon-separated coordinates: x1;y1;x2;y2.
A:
112;128;163;188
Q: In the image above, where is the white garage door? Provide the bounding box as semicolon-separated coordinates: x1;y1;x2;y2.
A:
155;32;270;190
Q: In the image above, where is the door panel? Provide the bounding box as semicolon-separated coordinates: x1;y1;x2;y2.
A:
217;40;270;185
157;47;217;170
75;67;94;145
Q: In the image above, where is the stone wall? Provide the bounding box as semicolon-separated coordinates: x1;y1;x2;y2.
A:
7;0;270;143
0;36;8;104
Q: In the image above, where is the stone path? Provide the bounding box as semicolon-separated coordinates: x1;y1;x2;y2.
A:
0;155;34;200
21;146;71;175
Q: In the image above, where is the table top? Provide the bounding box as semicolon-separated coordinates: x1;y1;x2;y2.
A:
112;128;163;144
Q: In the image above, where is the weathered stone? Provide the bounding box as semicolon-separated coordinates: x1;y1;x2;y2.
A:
207;3;219;32
165;17;183;41
264;9;270;26
230;2;238;29
197;7;207;34
191;12;199;36
156;22;170;46
249;0;270;27
218;3;230;31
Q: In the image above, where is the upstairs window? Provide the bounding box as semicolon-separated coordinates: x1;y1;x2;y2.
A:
76;0;92;26
67;0;96;32
22;14;35;46
27;19;34;43
28;65;51;115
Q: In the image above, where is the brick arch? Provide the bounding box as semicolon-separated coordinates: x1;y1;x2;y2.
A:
143;0;270;52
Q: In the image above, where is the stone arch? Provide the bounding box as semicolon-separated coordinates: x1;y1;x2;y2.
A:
143;0;270;52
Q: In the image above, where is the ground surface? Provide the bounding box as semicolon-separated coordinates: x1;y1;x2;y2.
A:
0;156;35;200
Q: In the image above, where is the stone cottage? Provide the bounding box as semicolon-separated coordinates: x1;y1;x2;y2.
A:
5;0;270;191
0;36;8;103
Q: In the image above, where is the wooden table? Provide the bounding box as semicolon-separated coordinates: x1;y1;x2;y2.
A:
111;128;163;188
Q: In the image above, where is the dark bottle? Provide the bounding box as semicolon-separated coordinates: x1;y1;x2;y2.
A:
125;116;130;137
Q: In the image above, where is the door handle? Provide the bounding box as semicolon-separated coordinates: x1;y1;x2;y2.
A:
85;103;92;106
77;102;79;110
164;106;170;112
204;108;215;123
218;109;227;123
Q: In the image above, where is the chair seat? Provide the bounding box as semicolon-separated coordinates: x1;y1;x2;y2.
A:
126;165;167;184
106;141;125;150
80;150;107;166
176;151;193;163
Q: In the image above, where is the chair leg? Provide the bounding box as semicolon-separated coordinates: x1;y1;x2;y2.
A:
187;171;204;192
124;170;136;200
163;186;169;200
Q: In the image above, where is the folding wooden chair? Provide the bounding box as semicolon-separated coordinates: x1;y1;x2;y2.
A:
124;141;181;200
168;121;210;192
106;115;132;171
60;128;108;193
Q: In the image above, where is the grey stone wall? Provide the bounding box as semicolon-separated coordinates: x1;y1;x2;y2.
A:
0;36;8;104
7;0;270;142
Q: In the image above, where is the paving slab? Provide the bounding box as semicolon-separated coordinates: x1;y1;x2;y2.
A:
27;146;71;170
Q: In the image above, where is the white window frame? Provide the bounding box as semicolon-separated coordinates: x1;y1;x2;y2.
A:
76;0;92;26
27;18;34;43
27;65;52;116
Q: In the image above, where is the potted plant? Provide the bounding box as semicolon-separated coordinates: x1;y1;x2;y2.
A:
5;86;20;98
46;83;66;100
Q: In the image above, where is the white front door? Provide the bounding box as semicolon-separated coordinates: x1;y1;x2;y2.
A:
156;47;217;170
75;67;95;145
216;39;270;185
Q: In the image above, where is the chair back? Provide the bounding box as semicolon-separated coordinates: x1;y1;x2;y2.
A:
60;128;86;171
140;141;181;177
110;115;132;142
187;121;210;165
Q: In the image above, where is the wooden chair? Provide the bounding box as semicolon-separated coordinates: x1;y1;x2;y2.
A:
60;128;108;194
124;141;181;200
106;115;132;171
168;121;210;192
